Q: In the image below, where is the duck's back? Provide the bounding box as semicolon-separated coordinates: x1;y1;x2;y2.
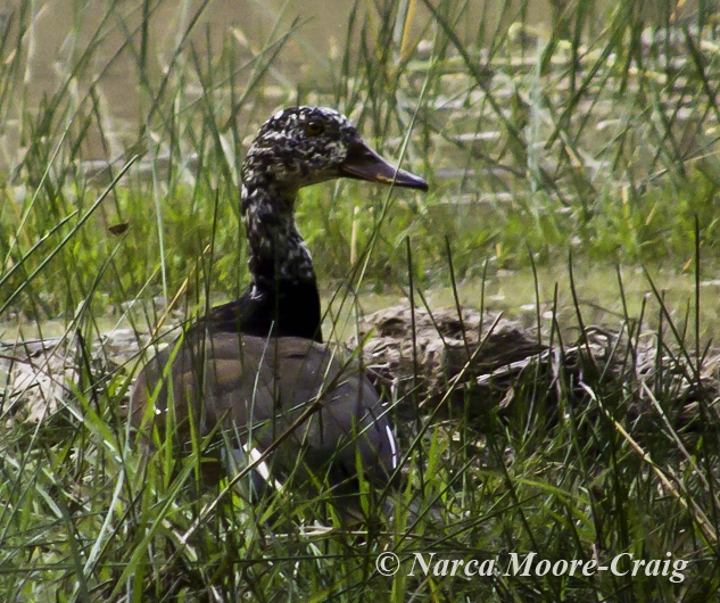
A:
191;279;323;342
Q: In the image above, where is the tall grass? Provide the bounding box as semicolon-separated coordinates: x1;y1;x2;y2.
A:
1;0;720;600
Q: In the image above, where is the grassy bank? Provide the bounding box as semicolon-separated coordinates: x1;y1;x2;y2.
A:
1;0;720;600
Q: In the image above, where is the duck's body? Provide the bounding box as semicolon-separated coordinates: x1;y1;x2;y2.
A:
131;333;397;498
130;107;427;510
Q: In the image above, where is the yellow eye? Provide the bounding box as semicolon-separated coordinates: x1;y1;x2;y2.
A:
305;121;325;136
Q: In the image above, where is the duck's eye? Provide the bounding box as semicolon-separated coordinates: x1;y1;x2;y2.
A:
305;121;325;136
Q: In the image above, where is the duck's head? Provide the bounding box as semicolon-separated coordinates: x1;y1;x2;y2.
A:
241;106;429;194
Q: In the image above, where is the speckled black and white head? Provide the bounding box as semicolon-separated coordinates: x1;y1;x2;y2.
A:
240;106;428;290
242;107;354;194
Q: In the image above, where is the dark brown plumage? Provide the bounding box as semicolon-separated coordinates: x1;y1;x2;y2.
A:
130;107;428;513
132;334;397;503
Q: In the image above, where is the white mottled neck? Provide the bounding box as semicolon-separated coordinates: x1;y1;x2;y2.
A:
240;175;316;289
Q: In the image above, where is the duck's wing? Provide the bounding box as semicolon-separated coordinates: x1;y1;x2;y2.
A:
130;333;398;491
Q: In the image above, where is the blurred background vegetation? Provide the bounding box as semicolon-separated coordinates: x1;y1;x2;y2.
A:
1;0;718;328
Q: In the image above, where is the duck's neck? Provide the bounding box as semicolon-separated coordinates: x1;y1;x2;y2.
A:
238;174;323;341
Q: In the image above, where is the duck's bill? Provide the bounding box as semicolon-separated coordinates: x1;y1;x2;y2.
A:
341;139;429;191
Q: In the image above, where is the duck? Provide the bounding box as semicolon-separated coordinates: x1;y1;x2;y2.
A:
130;106;428;514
